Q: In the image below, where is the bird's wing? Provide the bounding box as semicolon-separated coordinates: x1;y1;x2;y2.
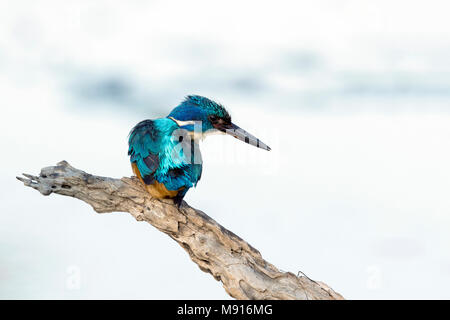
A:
128;120;160;184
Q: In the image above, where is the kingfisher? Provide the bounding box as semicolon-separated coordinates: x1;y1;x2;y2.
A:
128;95;271;207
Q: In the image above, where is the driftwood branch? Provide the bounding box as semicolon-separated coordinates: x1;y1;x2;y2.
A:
17;161;343;300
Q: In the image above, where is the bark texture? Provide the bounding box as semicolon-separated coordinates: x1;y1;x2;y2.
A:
17;161;344;300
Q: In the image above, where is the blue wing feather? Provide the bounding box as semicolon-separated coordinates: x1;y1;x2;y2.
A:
128;118;203;194
128;120;160;181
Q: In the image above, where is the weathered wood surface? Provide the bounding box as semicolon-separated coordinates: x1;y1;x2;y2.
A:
17;161;343;300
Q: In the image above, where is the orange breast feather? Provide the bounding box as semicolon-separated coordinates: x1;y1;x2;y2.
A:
131;163;181;199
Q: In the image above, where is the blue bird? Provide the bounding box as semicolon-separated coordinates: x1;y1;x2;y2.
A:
128;95;271;207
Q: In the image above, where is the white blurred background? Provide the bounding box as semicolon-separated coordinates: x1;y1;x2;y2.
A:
1;0;450;299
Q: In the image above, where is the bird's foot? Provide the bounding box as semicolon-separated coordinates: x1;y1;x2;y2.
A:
174;198;185;209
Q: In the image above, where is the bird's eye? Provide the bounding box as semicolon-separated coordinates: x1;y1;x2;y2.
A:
209;115;218;122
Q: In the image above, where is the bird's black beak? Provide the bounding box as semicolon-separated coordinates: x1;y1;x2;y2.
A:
215;122;271;151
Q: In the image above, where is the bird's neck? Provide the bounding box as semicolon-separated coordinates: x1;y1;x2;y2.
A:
168;116;206;141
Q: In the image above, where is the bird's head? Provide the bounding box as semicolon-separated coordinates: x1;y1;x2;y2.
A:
168;95;271;151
